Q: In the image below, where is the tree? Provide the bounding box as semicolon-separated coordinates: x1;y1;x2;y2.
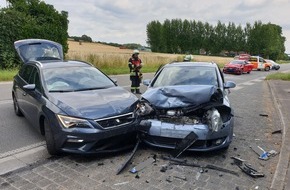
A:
146;19;285;58
0;0;69;69
211;21;226;54
247;21;285;59
202;22;214;55
146;20;163;52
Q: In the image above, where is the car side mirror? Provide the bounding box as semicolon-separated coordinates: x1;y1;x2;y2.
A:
23;84;36;91
110;77;117;84
143;79;151;86
224;81;236;89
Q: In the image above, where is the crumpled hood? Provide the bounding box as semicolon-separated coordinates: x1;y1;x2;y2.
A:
142;85;217;108
49;87;138;119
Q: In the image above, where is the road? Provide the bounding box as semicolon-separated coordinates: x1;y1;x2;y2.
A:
0;64;290;189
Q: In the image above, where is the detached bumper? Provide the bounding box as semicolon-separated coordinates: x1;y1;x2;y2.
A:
139;117;234;152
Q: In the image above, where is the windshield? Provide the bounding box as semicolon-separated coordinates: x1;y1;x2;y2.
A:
151;66;218;87
43;66;116;92
18;42;61;62
230;60;244;64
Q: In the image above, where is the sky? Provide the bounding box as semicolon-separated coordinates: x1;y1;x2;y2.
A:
1;0;290;53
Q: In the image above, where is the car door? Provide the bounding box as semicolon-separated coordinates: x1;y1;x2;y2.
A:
23;66;44;126
15;65;34;117
243;62;250;72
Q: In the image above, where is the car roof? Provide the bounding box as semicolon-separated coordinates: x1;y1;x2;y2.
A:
164;62;218;68
26;60;92;69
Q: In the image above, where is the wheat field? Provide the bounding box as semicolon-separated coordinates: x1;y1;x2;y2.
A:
65;41;233;74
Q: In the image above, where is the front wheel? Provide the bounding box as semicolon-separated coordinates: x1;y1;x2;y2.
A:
265;66;270;71
13;95;23;116
44;118;60;155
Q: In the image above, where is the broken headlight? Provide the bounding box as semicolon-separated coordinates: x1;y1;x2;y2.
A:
137;101;154;116
206;108;223;132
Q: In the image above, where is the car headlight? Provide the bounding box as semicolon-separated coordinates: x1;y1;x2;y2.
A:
206;108;223;132
57;115;93;129
137;102;154;116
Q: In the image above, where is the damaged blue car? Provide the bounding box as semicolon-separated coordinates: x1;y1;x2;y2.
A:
137;62;236;152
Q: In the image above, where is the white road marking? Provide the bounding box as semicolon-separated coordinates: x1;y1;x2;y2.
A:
231;86;244;91
0;141;46;159
0;100;12;105
242;82;255;86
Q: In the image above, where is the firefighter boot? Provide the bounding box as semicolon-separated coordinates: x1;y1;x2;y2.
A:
131;89;135;93
136;89;141;94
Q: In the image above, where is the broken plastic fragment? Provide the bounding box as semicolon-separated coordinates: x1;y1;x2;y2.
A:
130;157;156;173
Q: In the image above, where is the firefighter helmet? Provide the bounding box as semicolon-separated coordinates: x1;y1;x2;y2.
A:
133;49;139;54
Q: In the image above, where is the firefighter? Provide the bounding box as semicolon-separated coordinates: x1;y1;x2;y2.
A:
128;49;143;94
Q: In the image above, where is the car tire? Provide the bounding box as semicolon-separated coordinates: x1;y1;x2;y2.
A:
44;118;60;155
247;71;251;74
13;95;23;116
265;66;270;71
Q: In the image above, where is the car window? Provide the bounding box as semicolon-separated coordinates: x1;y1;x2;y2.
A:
28;67;41;91
18;42;61;62
43;66;116;92
230;60;243;64
152;66;217;87
19;65;34;82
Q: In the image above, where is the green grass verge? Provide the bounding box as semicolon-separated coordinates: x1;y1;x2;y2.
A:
265;72;290;81
0;69;18;82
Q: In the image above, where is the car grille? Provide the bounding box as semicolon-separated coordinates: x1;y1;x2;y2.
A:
95;112;134;129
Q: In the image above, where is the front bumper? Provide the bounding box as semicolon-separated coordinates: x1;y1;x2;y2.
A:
53;120;139;154
139;117;234;152
223;68;242;74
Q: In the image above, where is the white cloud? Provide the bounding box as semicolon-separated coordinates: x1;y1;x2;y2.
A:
1;0;290;52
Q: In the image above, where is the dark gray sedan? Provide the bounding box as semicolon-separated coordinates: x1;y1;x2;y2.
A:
137;62;236;152
12;39;139;155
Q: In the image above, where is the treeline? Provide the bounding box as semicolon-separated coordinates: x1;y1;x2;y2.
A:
146;19;286;60
70;35;92;43
0;0;68;69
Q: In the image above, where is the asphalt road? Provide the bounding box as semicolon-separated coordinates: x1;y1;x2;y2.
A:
1;66;290;155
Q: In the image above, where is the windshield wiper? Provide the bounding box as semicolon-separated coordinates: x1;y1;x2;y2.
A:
73;87;107;92
48;90;74;93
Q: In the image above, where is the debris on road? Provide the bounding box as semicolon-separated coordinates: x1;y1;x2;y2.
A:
250;145;278;160
231;157;265;178
116;137;140;175
130;157;156;174
160;164;168;172
169;161;239;176
259;114;268;117
171;131;198;158
173;175;187;181
161;155;187;163
114;181;129;186
272;129;282;134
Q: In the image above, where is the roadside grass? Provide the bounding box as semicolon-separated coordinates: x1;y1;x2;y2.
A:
277;60;290;64
0;69;17;81
265;72;290;81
